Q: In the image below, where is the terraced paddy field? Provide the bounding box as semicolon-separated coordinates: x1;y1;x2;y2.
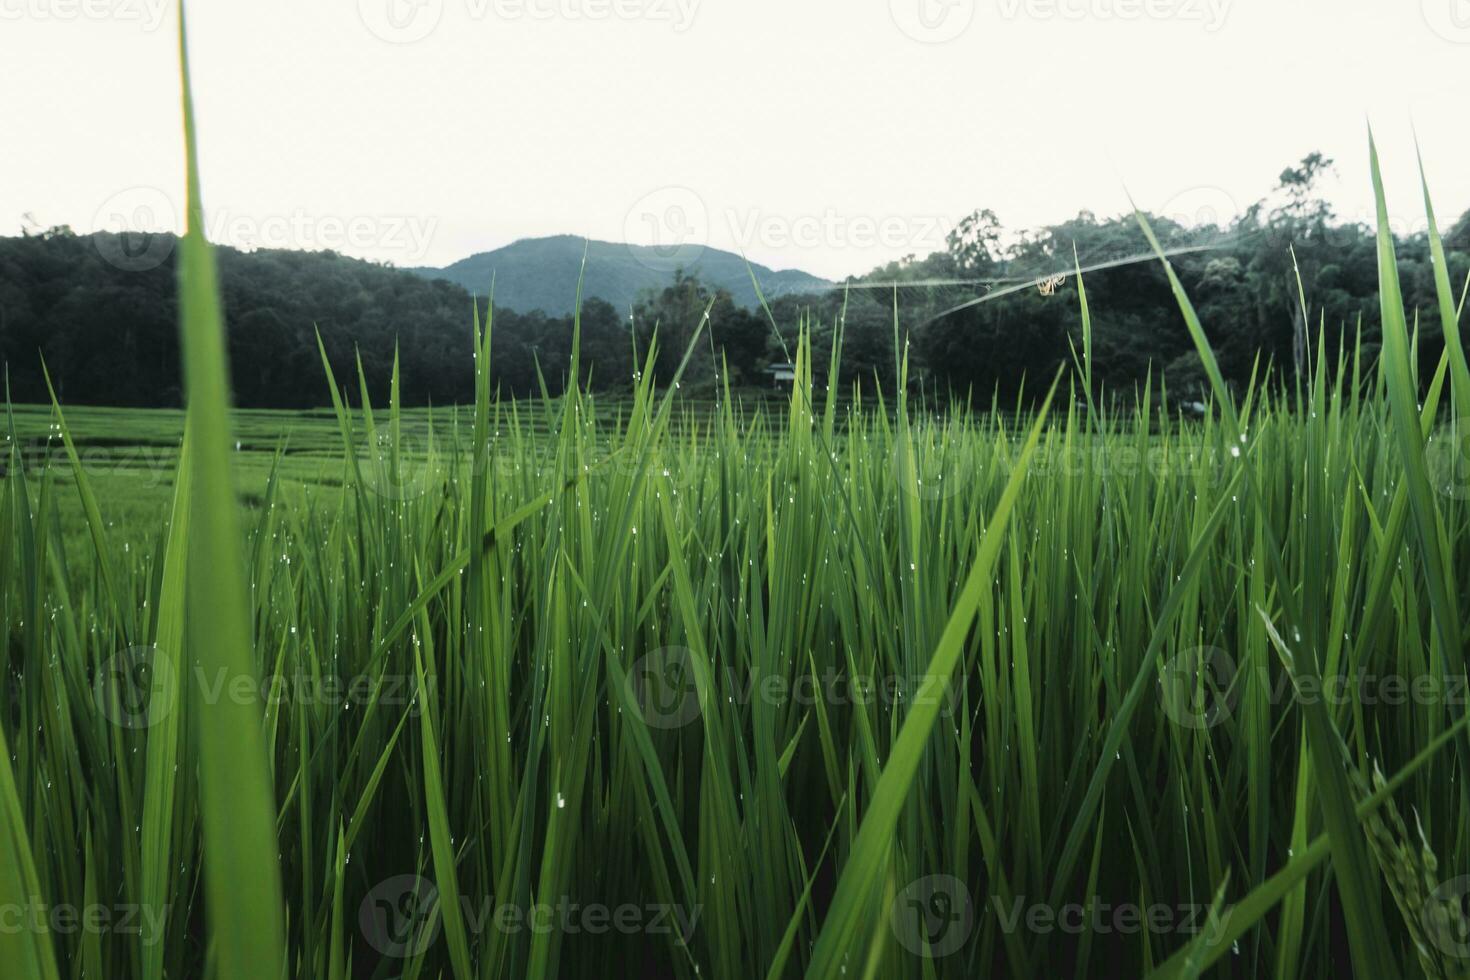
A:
1;394;797;565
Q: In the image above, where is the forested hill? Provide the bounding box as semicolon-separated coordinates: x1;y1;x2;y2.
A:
0;231;476;408
4;155;1469;410
0;230;777;408
409;235;831;314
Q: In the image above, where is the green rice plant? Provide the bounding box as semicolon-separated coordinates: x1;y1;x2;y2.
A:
4;16;1470;977
173;10;287;977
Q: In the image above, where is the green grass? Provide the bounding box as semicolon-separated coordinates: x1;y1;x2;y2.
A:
5;247;1470;978
4;15;1470;979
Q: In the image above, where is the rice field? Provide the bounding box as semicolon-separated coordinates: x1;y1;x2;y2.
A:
5;27;1470;980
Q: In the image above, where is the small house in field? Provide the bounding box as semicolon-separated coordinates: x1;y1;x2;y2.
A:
766;362;797;388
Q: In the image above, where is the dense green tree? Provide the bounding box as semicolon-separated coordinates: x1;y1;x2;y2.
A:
3;154;1467;410
630;271;767;389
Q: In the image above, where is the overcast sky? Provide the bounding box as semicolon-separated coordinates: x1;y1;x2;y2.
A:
2;0;1467;280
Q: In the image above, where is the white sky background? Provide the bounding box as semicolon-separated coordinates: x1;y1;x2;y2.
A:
2;0;1468;281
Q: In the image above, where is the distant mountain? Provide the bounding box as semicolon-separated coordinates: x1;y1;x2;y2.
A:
409;235;831;315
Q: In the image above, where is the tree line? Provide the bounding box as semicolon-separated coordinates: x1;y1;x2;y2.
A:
3;154;1467;409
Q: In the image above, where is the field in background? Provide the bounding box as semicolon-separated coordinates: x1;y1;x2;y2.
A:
1;395;798;561
2;385;1030;571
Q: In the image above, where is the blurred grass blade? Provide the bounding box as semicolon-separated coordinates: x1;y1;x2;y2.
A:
174;7;288;978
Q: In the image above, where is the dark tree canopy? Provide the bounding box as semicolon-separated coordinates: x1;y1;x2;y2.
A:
3;156;1467;409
